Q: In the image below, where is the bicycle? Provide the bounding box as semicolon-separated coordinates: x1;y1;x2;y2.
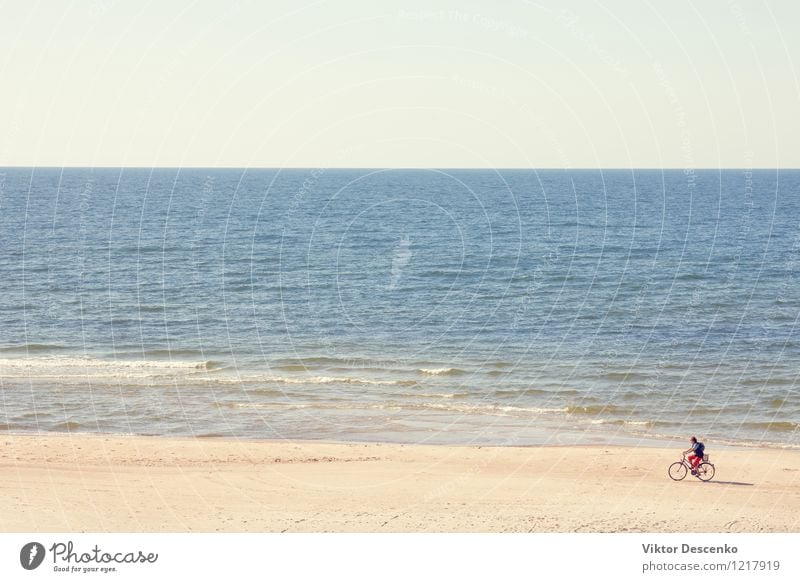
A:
668;453;715;482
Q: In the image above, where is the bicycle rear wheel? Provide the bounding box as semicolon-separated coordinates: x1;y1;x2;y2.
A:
668;462;687;481
696;463;715;482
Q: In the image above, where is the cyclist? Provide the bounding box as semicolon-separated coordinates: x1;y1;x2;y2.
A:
684;436;705;476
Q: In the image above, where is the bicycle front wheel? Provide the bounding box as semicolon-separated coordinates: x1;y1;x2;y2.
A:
696;463;715;482
668;462;687;481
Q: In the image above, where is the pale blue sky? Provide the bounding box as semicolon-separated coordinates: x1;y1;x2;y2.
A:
0;0;797;167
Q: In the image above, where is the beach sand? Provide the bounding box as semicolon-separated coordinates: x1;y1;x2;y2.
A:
1;434;798;532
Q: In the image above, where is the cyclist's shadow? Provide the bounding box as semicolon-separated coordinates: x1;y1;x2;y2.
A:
704;480;754;486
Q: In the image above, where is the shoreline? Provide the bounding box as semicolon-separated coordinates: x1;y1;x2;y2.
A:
2;433;799;532
2;428;797;451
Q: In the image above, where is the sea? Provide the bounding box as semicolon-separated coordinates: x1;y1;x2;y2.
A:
0;167;798;448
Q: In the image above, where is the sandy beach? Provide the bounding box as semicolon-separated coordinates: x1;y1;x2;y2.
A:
1;434;798;533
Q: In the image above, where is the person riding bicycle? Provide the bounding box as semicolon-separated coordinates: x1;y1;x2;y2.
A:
684;436;705;476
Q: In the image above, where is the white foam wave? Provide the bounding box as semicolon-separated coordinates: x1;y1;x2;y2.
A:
211;375;417;387
230;403;313;410
0;356;220;381
410;392;464;399
378;402;569;415
223;401;570;416
418;367;466;376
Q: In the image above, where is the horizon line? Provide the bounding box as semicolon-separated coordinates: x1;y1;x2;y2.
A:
0;166;796;171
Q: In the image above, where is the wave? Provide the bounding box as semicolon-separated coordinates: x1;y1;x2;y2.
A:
487;361;513;368
12;411;54;422
213;374;418;387
328;366;410;375
419;367;466;377
227;403;314;410
0;355;223;380
681;406;750;416
214;399;572;417
276;363;415;376
379;402;569;416
599;372;650;381
493;387;579;397
740;377;797;387
0;302;35;311
588;419;656;428
565;404;630;415
50;421;82;431
116;244;183;253
740;421;799;433
275;356;378;367
141;349;207;358
238;387;289;396
401;391;469;400
0;343;68;353
200;360;225;370
1;356;433;388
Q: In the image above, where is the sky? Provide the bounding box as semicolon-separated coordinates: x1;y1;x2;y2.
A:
0;0;798;168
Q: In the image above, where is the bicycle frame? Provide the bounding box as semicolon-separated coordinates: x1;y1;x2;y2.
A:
669;452;714;482
681;453;701;470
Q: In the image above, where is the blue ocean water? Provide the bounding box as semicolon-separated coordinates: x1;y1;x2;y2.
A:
0;167;798;447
